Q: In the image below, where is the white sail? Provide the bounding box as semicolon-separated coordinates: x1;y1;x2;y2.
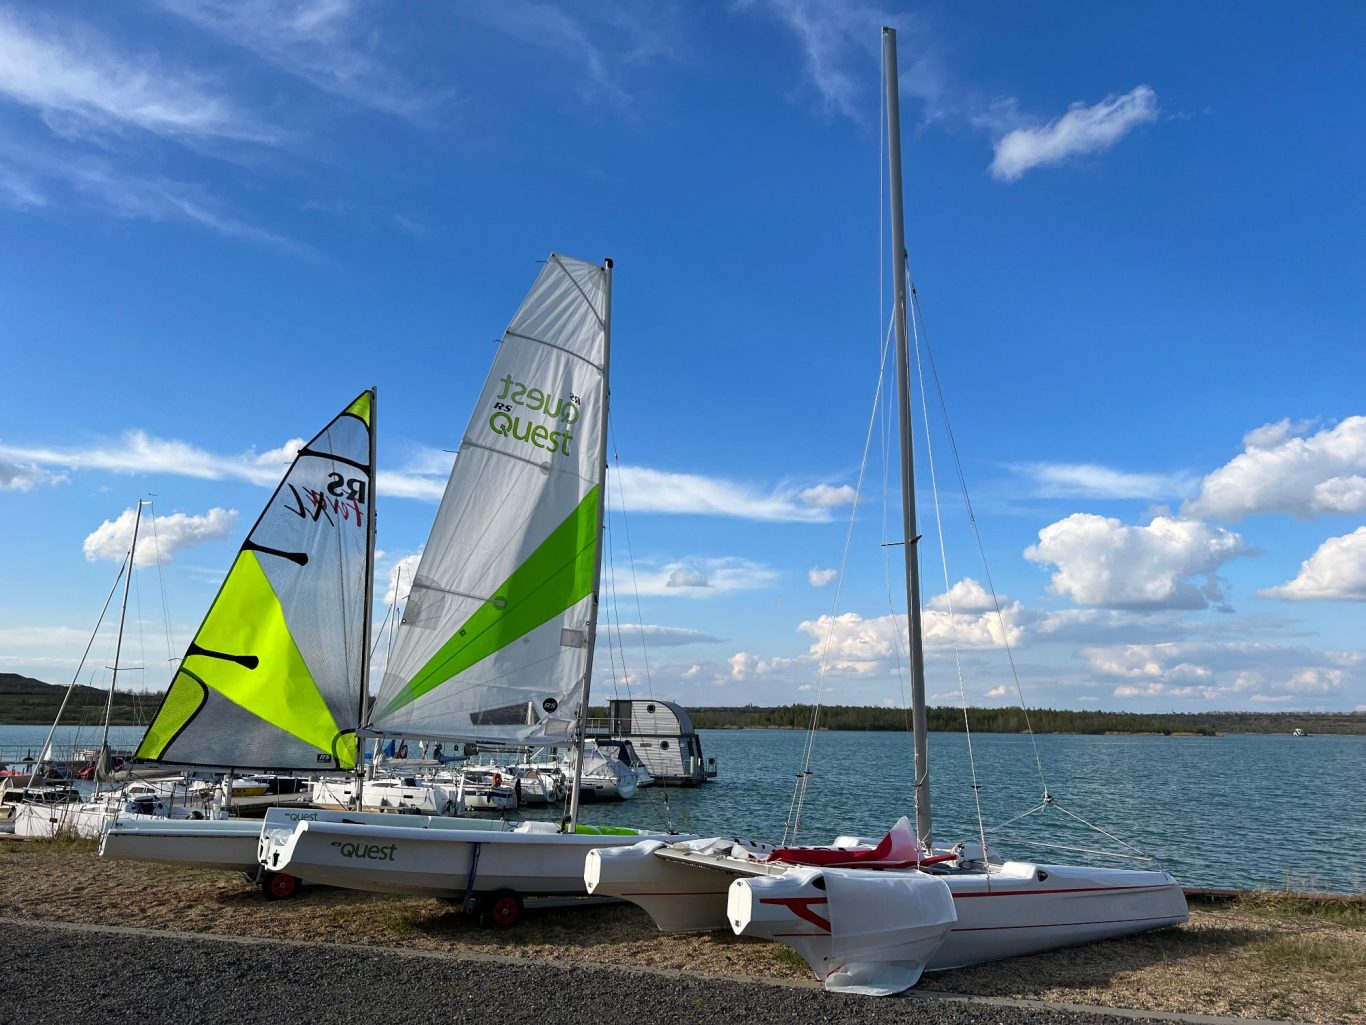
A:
370;254;609;744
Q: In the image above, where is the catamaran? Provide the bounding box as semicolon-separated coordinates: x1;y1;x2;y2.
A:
584;28;1188;995
256;255;692;923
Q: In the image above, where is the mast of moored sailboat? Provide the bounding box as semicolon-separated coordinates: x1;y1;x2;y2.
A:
354;387;378;810
94;498;145;800
565;257;613;832
883;26;933;850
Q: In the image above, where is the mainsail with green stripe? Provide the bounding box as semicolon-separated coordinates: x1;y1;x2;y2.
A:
370;254;609;745
134;391;375;771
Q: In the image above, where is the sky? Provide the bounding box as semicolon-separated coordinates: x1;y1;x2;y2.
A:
1;1;1363;716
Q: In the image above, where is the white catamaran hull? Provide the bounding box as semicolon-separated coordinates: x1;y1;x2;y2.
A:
99;816;268;872
586;842;1188;990
262;817;689;899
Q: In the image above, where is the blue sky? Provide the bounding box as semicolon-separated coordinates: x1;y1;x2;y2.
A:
1;1;1362;715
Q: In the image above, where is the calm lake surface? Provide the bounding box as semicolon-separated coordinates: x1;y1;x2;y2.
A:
3;724;1361;894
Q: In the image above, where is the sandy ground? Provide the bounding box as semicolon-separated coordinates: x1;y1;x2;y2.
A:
3;839;1362;1023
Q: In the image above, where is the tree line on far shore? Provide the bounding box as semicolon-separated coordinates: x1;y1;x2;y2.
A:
5;674;1362;735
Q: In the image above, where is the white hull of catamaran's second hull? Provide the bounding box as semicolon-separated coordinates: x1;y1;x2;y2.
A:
587;844;1187;977
931;863;1188;968
99;818;267;872
262;820;690;899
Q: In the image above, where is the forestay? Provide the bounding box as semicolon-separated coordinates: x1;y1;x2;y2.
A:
134;392;375;771
371;254;608;745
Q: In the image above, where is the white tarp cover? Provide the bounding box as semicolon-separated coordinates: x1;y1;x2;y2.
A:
371;255;607;744
822;867;957;995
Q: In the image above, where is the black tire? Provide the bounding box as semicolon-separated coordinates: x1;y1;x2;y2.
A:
262;871;300;901
481;889;523;927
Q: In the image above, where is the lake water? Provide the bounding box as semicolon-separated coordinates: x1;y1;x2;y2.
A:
4;724;1361;894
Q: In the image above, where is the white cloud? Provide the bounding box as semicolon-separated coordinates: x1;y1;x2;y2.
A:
985;685;1008;699
604;624;720;646
612;558;778;599
0;7;271;142
799;483;857;509
925;577;998;614
727;650;801;681
808;567;837;588
382;552;422;606
0;459;66;491
990;85;1157;181
84;506;238;566
1024;514;1247;609
1013;462;1196;500
798;591;1023;674
667;568;709;589
1185;417;1366;521
466;1;676;114
160;0;436;119
614;465;843;522
1087;641;1359;705
1259;527;1366;603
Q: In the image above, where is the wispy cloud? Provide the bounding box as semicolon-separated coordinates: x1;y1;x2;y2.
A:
990;85;1158;182
159;0;440;120
0;458;66;492
603;624;721;646
1014;461;1197;500
0;7;271;143
614;465;850;523
466;1;678;115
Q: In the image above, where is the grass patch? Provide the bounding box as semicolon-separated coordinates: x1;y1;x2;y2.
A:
1231;891;1366;930
1252;933;1366;973
769;945;812;976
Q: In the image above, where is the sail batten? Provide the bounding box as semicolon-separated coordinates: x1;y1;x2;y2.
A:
370;254;608;745
133;391;375;772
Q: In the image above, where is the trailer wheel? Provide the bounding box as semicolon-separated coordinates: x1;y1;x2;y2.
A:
262;871;300;901
482;889;523;927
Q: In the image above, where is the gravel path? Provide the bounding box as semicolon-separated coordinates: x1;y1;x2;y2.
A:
3;918;1284;1025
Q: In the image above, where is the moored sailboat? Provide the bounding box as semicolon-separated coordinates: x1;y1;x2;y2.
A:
585;28;1187;995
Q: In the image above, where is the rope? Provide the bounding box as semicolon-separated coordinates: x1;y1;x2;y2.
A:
909;286;1050;804
788;313;896;842
906;266;989;871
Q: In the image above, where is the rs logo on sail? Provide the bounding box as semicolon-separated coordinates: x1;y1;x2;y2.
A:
331;841;398;861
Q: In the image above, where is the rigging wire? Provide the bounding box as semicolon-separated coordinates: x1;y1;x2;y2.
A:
787;313;897;844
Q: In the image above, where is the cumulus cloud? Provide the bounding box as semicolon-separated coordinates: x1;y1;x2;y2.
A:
985;685;1008;699
1013;462;1196;500
990;85;1158;181
1086;641;1359;705
798;589;1024;674
1024;514;1248;609
382;552;422;606
1259;527;1366;602
84;506;238;566
808;567;837;587
1185;417;1366;521
667;568;709;589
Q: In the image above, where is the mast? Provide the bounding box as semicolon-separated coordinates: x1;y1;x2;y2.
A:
883;26;932;848
96;499;145;798
566;257;613;832
354;387;378;809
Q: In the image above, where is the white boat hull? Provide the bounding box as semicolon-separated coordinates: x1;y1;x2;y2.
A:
586;840;1188;990
263;815;688;899
99;817;268;872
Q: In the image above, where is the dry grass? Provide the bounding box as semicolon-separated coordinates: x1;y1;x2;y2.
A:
3;837;1363;1023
